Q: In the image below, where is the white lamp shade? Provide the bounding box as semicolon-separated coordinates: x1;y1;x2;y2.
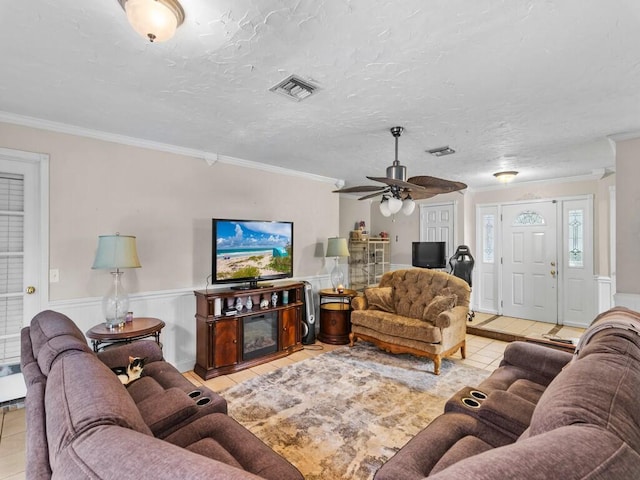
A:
380;200;392;217
124;0;183;42
402;198;416;215
326;237;349;257
387;196;403;214
92;234;141;270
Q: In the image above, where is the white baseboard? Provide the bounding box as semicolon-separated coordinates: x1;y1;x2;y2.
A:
47;274;331;373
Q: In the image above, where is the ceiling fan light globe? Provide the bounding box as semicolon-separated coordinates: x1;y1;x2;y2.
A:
380;200;392;217
402;198;416;215
387;196;402;214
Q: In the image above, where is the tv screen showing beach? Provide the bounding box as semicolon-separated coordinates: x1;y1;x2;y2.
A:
213;219;293;284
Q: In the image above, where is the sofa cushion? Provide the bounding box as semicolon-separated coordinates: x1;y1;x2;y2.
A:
364;286;394;313
57;425;269;480
429;435;494;475
164;414;304;480
45;350;152;460
136;387;199;436
29;310;86;355
506;378;547;404
351;310;442;344
36;334;93;376
423;294;457;322
29;310;92;375
427;425;639;480
528;328;640;453
126;375;166;403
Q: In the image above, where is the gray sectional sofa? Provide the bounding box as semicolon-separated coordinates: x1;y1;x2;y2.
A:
20;310;303;480
375;306;640;479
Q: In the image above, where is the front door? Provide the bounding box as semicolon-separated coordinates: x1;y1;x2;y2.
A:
0;151;45;403
501;202;558;323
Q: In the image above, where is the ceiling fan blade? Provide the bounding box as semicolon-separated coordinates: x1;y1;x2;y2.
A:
333;185;386;194
405;190;437;200
366;176;428;191
358;189;390;200
408;176;467;193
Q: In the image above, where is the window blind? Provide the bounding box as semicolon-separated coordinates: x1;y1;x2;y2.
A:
0;174;24;367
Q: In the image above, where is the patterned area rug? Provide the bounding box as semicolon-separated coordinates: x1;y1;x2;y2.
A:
221;342;490;479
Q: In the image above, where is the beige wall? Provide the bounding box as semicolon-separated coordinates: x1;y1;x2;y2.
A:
0;122;339;301
615;138;640;295
339;196;371;239
354;176;614;274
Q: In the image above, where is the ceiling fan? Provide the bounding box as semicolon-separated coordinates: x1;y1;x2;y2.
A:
334;126;467;216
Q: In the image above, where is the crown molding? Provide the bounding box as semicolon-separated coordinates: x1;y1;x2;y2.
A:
608;130;640;142
0;111;340;186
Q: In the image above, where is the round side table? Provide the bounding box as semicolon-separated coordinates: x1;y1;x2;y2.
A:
318;288;358;345
86;317;165;352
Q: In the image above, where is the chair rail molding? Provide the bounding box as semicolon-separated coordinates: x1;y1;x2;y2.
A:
47;274;330;373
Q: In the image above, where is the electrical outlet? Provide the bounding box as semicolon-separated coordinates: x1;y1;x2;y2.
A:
49;269;59;283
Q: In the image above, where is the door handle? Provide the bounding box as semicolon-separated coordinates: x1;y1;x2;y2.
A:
26;286;36;294
550;261;556;267
550;270;556;277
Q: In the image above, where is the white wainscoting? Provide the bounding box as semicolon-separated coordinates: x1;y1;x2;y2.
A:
614;292;640;312
596;276;612;314
47;275;331;373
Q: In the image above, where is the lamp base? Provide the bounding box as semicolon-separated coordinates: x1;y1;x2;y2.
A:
103;271;130;329
330;257;344;292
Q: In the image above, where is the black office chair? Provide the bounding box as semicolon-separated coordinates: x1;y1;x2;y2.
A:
449;245;475;321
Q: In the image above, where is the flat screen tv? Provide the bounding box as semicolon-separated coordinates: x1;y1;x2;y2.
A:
412;241;447;269
212;218;293;289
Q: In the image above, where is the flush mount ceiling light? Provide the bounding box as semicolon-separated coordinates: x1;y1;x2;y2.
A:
493;171;519;183
427;146;456;157
118;0;185;43
270;75;319;102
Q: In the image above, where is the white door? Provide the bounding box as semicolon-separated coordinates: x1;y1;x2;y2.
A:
502;202;558;323
0;152;45;403
419;203;455;261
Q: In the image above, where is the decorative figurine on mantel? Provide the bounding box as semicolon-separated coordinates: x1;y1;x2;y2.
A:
260;294;269;309
271;291;278;307
246;296;253;310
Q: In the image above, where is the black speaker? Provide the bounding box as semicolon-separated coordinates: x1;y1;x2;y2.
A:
301;281;316;344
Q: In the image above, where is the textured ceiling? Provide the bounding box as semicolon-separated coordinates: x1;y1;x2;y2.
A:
1;0;638;189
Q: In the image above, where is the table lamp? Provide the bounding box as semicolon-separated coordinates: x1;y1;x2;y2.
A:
326;237;349;291
92;233;141;329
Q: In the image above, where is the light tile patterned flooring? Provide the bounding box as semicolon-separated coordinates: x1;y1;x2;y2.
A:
469;311;585;341
1;315;583;479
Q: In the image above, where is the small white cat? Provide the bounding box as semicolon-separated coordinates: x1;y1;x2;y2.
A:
111;356;145;385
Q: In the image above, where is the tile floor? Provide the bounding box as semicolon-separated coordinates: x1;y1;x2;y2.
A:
469;311;585;341
0;319;570;480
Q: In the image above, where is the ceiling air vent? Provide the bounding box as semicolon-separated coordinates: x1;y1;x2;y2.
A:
426;146;456;157
270;75;318;102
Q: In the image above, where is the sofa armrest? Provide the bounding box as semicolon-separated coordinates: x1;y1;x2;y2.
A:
97;340;164;368
352;296;368;311
477;391;536;438
500;341;572;382
436;305;468;329
137;387;199;436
